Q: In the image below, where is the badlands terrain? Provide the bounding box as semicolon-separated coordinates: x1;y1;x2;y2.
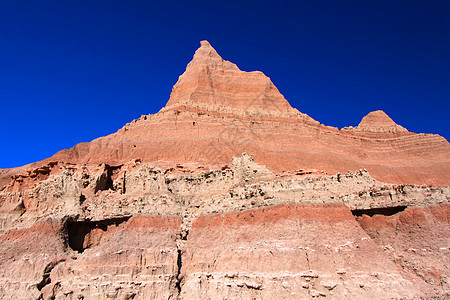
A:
0;41;449;299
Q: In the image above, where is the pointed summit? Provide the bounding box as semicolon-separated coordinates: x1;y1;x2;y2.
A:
19;41;448;190
186;40;239;71
163;41;306;119
356;110;408;133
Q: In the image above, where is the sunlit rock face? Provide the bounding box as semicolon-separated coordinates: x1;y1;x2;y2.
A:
0;41;449;299
12;40;445;187
164;40;301;119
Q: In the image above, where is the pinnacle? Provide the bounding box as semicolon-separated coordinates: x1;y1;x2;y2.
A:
186;40;239;71
163;40;297;118
200;40;211;47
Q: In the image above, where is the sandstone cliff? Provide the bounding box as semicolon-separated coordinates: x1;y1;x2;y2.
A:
0;41;449;299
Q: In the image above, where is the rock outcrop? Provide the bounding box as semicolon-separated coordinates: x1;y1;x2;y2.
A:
0;154;449;299
4;40;444;187
342;110;409;134
163;40;303;119
0;41;449;299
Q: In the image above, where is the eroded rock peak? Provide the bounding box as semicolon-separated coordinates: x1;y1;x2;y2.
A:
185;40;239;71
343;110;409;134
163;40;303;119
359;110;397;127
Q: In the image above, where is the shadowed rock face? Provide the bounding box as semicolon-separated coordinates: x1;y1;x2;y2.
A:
0;41;449;299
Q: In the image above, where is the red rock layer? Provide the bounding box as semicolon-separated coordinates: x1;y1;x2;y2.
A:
50;215;181;299
42;107;450;186
164;40;302;119
0;220;65;299
0;215;182;299
356;204;450;290
7;40;448;187
347;110;409;134
181;203;431;298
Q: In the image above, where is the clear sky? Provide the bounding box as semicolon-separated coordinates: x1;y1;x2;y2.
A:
1;1;449;168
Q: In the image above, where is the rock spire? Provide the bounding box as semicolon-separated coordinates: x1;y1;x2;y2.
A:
163;40;302;119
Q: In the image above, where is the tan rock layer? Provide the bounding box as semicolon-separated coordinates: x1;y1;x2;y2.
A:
0;156;448;299
2;204;447;299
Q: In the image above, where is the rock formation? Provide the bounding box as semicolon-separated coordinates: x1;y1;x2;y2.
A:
0;41;449;299
344;110;409;134
2;40;444;187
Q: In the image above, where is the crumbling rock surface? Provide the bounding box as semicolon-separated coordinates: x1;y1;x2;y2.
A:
0;154;448;299
356;204;450;291
0;219;65;299
182;203;431;299
49;215;181;299
0;40;449;299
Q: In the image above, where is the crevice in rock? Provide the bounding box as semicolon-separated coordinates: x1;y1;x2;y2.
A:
351;205;407;217
175;249;183;294
121;171;126;194
94;164;123;193
304;249;313;297
175;210;190;299
180;229;189;241
175;228;189;298
64;216;131;253
36;259;65;291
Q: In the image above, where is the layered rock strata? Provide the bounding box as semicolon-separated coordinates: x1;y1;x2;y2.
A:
3;40;445;187
0;154;449;299
183;203;432;299
0;40;449;299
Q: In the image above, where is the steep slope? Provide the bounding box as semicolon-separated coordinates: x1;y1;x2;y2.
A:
163;40;304;119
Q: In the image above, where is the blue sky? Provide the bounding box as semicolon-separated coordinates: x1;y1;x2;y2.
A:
1;1;449;168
